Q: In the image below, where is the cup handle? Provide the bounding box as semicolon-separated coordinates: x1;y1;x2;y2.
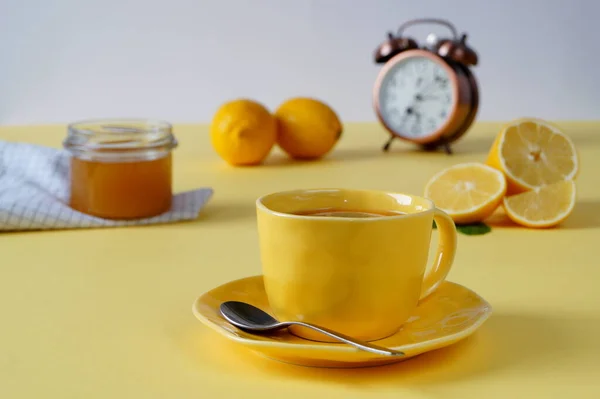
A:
420;208;458;301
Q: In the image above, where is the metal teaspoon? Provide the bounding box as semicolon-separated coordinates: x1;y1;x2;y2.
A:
219;301;405;357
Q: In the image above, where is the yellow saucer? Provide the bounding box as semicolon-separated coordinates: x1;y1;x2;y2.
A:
192;275;492;368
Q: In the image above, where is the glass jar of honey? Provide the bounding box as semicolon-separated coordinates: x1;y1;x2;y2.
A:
63;119;178;220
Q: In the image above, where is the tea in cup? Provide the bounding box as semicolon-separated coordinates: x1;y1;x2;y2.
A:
256;188;457;342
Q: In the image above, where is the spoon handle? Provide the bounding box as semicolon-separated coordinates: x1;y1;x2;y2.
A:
287;322;405;357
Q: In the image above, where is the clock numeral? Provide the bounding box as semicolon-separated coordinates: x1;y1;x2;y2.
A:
443;94;451;104
440;111;447;119
435;76;448;88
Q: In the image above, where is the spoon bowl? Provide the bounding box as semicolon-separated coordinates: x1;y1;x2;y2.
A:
220;301;283;331
219;301;405;357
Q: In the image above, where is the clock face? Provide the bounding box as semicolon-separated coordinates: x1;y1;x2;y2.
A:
377;55;455;139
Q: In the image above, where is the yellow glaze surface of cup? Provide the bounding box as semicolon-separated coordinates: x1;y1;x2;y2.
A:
256;188;458;342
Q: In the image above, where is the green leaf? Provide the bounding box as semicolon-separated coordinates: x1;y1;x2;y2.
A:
433;220;491;235
456;222;492;235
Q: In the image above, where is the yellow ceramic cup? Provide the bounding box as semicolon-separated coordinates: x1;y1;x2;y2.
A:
256;188;457;342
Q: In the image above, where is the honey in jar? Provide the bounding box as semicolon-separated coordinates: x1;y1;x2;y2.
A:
63;119;178;220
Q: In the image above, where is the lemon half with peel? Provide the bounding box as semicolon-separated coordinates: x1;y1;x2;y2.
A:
503;180;576;228
424;162;507;224
486;118;579;195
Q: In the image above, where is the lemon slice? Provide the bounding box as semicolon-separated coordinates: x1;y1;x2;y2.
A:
486;118;579;194
424;162;507;224
503;180;576;228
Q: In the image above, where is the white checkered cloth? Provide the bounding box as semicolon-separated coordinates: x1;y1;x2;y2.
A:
0;140;213;231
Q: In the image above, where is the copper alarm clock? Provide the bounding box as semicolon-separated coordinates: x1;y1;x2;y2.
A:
372;18;479;154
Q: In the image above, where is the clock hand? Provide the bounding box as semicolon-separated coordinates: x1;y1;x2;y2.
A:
399;104;418;129
420;76;448;95
406;102;422;118
422;78;448;96
417;77;440;94
419;81;435;93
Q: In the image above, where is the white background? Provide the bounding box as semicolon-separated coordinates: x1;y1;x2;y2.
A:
0;0;598;126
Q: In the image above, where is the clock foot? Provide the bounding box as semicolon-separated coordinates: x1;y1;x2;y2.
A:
443;142;453;155
382;136;395;152
421;141;453;154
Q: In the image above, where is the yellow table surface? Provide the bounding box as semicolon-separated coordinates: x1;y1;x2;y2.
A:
1;121;599;398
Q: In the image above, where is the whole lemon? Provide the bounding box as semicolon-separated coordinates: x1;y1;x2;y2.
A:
210;99;277;166
275;97;342;160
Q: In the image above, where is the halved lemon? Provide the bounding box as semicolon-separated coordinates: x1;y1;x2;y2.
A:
424;162;507;224
503;180;576;228
486;118;579;195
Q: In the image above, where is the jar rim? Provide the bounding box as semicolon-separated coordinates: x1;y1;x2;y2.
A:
64;118;177;157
